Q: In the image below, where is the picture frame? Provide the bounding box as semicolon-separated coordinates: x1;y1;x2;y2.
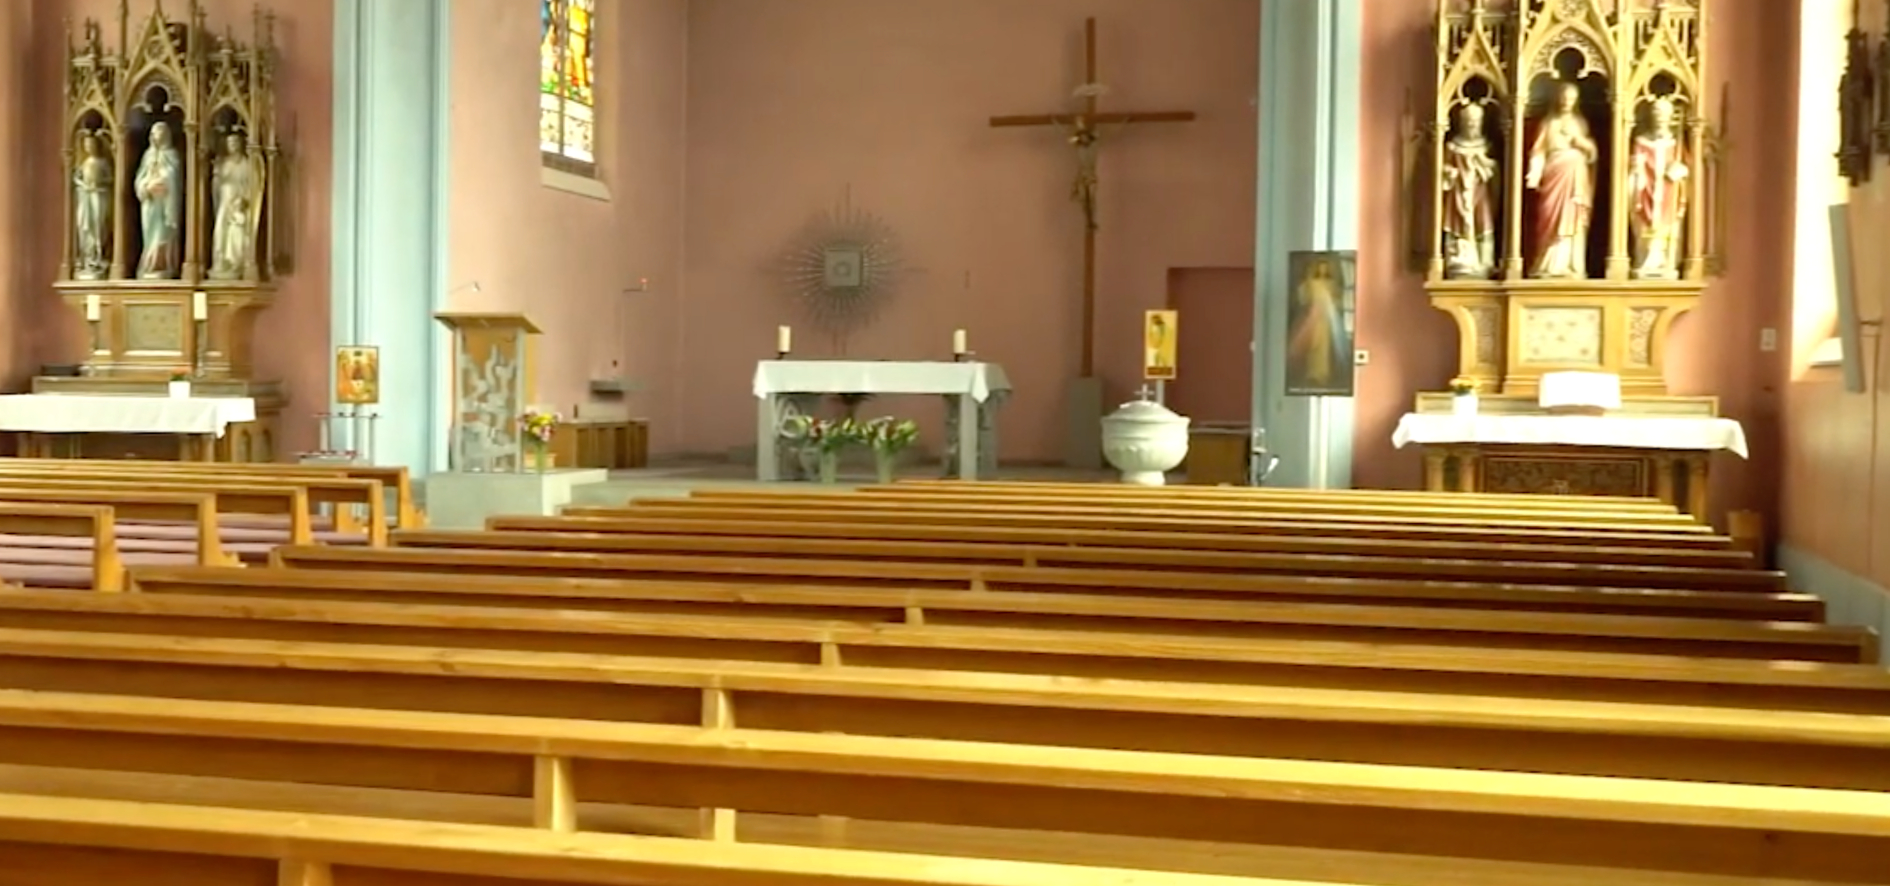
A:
334;344;381;405
1283;250;1358;398
1143;309;1178;380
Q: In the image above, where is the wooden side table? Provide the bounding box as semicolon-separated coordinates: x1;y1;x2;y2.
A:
550;419;650;469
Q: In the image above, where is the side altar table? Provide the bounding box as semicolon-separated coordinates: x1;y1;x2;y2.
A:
0;394;258;461
1391;413;1748;520
754;361;1010;481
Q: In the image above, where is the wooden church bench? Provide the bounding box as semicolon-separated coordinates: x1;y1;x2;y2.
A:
384;529;1789;593
267;545;1825;621
0;488;226;579
0;457;421;529
881;478;1681;512
595;497;1733;547
0;464;386;545
124;566;1872;662
0;690;1885;883
0;794;1286;886
686;488;1707;529
0;504;124;591
2;594;1883;709
487;513;1758;570
0;476;311;546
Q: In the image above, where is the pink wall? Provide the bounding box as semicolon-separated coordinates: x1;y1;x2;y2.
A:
1786;2;1890;587
679;0;1258;461
16;0;332;456
448;0;688;449
1166;266;1253;425
1355;2;1795;532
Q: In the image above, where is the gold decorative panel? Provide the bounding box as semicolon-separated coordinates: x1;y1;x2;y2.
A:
1467;305;1500;365
123;304;184;355
1518;305;1602;365
1481;453;1646;497
1627;306;1661;367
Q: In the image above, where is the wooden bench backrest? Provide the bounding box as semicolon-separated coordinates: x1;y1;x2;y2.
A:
0;463;386;543
121;565;1872;662
573;500;1739;549
267;545;1822;620
0;488;223;564
0;477;310;545
1;793;1259;886
0;503;122;590
688;489;1704;528
883;479;1679;511
662;492;1721;535
486;513;1757;570
3;592;1881;710
386;529;1787;593
0;457;419;528
3;687;1889;880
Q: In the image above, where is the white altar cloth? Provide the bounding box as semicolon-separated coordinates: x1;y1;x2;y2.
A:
1391;413;1749;458
0;394;257;438
753;360;1012;481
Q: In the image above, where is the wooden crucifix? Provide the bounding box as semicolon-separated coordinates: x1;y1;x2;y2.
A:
990;17;1196;378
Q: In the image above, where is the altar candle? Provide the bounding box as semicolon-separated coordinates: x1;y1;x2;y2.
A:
777;325;792;354
952;328;968;355
191;290;208;321
83;294;100;322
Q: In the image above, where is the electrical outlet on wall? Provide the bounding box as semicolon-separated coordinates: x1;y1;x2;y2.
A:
1759;328;1778;352
1354;349;1370;366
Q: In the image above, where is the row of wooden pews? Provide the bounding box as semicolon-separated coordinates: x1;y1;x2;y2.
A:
0;477;1885;886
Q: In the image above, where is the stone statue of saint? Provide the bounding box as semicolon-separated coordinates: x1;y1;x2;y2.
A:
1627;97;1689;279
209;130;265;280
72;131;113;280
134;121;183;279
1524;81;1598;278
1440;103;1497;279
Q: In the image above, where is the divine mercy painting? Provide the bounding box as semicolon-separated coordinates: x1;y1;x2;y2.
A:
1283;250;1357;398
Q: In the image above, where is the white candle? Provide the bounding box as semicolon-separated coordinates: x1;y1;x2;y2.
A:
777;325;792;354
952;328;968;355
83;294;99;322
191;291;208;321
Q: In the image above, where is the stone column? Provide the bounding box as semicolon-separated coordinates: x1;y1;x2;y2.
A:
330;0;452;473
1251;0;1361;488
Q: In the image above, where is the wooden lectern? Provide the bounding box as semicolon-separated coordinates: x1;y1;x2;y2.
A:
434;312;541;472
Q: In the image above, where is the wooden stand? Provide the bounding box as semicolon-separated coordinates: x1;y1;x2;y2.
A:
434;312;542;473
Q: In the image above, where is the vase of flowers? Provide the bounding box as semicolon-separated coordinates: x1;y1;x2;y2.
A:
863;416;919;484
167;369;191;399
518;409;562;472
784;415;860;483
1449;377;1480;417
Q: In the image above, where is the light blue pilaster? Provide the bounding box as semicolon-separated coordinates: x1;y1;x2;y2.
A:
1253;0;1361;488
331;0;452;474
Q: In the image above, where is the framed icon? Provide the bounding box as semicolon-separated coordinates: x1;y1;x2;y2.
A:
1283;250;1358;397
334;345;381;405
1144;309;1178;380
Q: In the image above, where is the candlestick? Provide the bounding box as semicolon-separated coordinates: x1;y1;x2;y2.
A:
952;328;967;356
776;325;792;354
191;290;208;321
84;294;100;322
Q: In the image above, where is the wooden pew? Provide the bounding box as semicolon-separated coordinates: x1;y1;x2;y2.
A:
0;504;123;591
4;594;1884;709
384;529;1788;593
0;477;311;546
587;497;1737;548
685;488;1709;530
125;566;1874;662
0;462;387;545
884;478;1681;512
0;795;1274;886
489;513;1758;569
0;688;1887;883
0;456;421;529
268;545;1824;621
0;489;225;575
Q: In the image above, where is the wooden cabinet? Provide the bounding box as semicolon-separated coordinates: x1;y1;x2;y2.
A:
550;419;649;470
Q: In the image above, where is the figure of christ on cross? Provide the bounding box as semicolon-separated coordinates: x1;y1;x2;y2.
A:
990;17;1196;378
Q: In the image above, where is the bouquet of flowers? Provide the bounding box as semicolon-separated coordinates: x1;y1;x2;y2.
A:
1448;377;1479;396
862;416;919;454
519;409;562;448
170;368;190;382
781;415;861;454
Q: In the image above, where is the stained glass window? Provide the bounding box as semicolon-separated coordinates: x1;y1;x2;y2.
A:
540;0;596;173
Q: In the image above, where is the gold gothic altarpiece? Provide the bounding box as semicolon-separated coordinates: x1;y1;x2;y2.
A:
37;1;288;461
1404;0;1732;508
1409;0;1726;402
